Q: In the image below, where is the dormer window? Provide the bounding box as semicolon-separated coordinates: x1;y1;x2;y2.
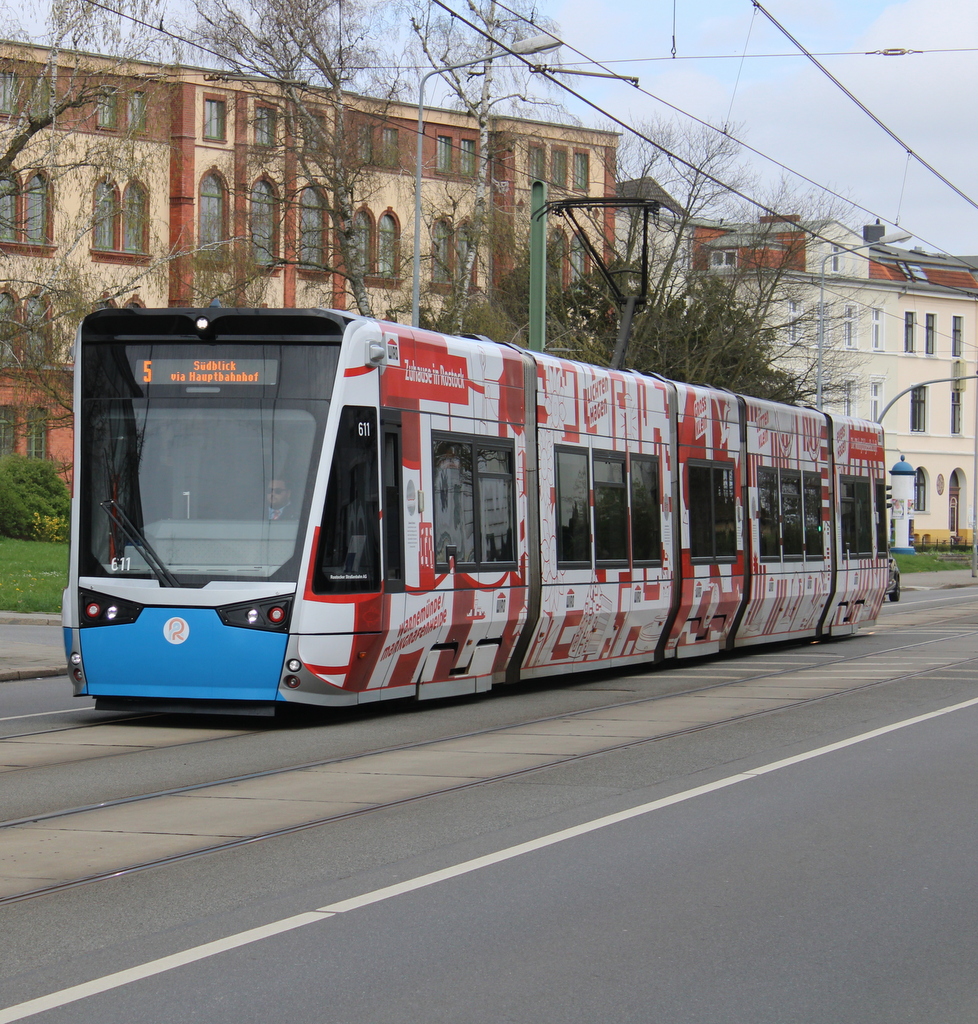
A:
711;249;737;268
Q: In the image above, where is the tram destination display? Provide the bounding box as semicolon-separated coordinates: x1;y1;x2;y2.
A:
137;357;278;386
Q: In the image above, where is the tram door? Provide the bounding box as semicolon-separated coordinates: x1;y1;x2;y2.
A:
382;418;404;592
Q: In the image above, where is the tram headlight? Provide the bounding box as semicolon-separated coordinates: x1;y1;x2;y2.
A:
195;316;210;332
217;596;293;632
287;659;302;672
79;590;142;627
70;652;82;666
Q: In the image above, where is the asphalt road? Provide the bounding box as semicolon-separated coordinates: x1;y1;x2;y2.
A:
17;698;977;1024
1;589;978;1023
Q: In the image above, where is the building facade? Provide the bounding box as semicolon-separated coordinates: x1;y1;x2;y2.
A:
695;213;978;545
0;42;618;474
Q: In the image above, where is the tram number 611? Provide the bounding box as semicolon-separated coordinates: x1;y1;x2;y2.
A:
358;420;371;437
110;557;132;571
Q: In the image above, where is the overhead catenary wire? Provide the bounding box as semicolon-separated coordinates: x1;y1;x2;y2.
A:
427;0;883;254
77;0;971;266
751;0;978;216
481;0;973;262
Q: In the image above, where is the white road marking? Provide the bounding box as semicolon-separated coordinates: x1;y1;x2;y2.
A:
3;693;978;1022
0;710;81;724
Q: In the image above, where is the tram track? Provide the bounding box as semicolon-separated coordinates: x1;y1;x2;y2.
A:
2;618;977;908
0;620;963;779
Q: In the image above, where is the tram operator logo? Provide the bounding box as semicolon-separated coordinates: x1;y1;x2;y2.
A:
164;617;190;645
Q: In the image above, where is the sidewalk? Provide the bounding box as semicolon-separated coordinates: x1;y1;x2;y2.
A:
0;610;65;682
901;569;978;590
2;569;977;683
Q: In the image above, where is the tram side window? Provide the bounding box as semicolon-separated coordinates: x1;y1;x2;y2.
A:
780;471;803;557
556;447;590;566
477;445;515;563
757;466;822;561
432;434;515;567
315;406;380;593
804;471;824;559
594;453;627;564
840;476;873;558
689;462;736;561
433;438;475;564
630;456;662;564
757;467;780;558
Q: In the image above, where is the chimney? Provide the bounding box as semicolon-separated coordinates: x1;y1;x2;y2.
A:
863;221;885;243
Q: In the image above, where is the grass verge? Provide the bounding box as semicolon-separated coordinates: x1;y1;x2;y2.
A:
0;538;67;613
893;551;972;574
0;539;967;612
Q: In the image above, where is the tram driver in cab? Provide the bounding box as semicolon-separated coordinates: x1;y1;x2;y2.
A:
267;479;295;520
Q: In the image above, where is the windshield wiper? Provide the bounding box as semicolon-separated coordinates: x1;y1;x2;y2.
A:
100;500;181;589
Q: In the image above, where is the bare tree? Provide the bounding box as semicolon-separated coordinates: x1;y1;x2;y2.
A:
188;0;407;315
406;0;562;332
0;0;176;461
581;116;861;403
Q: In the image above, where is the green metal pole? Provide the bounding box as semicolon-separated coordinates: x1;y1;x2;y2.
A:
528;179;547;352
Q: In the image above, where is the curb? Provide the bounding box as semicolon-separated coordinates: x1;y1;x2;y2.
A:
903;582;978;591
0;666;66;682
0;613;62;626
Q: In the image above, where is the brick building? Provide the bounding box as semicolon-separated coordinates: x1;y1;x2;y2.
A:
0;42;619;474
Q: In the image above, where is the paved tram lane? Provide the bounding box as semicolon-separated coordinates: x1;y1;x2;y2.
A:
2;611;978;899
1;589;978;1021
5;696;978;1023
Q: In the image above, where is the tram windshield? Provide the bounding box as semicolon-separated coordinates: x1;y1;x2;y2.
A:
79;342;337;586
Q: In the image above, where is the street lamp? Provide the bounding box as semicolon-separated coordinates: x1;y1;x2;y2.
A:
411;34;560;328
816;229;912;409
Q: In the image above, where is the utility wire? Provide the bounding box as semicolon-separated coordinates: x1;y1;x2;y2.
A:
752;1;978;215
427;0;849;246
482;0;970;261
79;0;969;263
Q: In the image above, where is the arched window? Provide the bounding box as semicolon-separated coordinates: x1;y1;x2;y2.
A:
0;178;16;242
93;180;118;250
569;234;586;281
432;219;452;283
122;182;147;254
299;187;325;267
549;229;568;285
351;210;372;275
24;174;48;244
199;173;225;247
250;179;276;265
914;467;927;513
377;213;398;277
949;469;962;536
0;291;15;363
23;295;47;361
456;222;474;284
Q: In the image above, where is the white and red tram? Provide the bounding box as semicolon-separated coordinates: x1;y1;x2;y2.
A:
64;308;887;713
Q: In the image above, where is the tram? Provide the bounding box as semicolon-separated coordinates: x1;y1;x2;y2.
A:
63;307;888;714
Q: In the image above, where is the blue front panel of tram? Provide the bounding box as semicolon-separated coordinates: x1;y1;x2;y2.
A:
79;607;286;701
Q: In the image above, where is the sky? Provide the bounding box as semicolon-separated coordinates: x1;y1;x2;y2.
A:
540;0;978;256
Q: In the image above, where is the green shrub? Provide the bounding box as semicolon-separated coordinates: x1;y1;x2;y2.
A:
32;511;69;543
0;455;70;540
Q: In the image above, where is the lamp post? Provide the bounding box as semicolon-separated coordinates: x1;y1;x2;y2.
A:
816;229;912;409
411;34;560;329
